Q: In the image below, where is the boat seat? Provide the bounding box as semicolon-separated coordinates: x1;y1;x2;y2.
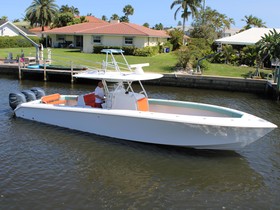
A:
137;97;149;111
83;93;95;107
41;93;66;105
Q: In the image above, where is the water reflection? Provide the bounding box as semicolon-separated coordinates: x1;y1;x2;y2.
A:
1;76;279;209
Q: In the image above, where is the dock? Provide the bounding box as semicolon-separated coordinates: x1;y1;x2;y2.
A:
0;62;279;98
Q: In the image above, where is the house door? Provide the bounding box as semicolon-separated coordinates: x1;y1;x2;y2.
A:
75;36;83;48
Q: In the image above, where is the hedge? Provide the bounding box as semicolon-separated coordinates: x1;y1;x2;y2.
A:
0;36;40;48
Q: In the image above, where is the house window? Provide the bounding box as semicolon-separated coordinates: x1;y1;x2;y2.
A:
57;35;65;41
124;37;133;45
92;36;101;44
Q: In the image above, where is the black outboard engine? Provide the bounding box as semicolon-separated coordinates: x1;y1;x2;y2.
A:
30;87;45;99
22;90;36;102
9;92;26;110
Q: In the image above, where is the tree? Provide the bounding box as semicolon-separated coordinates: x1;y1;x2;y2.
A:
59;4;80;16
123;4;134;19
256;29;280;65
168;28;184;50
53;12;74;27
0;16;8;21
154;23;164;30
101;15;108;21
241;15;266;31
191;7;235;40
25;0;58;31
119;16;129;22
170;0;202;34
110;14;119;21
143;23;150;28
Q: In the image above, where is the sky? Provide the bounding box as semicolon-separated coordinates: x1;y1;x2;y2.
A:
1;0;280;29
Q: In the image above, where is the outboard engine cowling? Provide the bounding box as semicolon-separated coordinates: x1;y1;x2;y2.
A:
30;87;45;99
22;90;36;102
9;92;26;110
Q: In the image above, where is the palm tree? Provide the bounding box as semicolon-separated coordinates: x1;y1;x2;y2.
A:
170;0;202;34
70;6;80;16
25;0;58;31
241;15;266;30
123;5;134;19
110;14;119;21
59;4;79;16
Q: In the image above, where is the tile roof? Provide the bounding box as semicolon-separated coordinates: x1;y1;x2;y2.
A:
29;26;51;33
45;21;169;38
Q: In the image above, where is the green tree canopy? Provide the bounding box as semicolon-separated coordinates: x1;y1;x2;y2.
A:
123;5;134;19
256;29;280;62
170;0;202;33
25;0;58;31
241;15;266;31
191;6;235;41
59;4;80;16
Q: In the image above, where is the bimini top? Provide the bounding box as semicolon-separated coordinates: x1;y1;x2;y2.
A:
74;70;163;82
74;48;163;82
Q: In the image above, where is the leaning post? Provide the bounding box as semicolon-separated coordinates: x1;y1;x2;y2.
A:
18;60;22;80
44;60;47;81
71;61;74;83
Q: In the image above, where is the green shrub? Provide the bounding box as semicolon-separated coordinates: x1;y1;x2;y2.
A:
175;46;191;69
0;36;40;48
134;46;159;57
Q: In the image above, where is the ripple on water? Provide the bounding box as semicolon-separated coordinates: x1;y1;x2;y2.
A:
0;79;280;208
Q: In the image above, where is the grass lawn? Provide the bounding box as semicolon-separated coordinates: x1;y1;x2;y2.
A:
0;47;272;78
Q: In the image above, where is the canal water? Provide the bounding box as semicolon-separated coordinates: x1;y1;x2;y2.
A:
0;75;279;209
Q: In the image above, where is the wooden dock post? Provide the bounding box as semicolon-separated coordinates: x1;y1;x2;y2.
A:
43;61;47;81
18;61;22;80
70;61;74;83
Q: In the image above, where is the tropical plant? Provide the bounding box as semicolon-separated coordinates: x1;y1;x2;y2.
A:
101;15;108;21
219;44;237;64
110;14;119;21
241;15;266;31
239;45;257;66
59;4;80;16
256;29;280;65
25;0;58;31
0;16;8;21
119;16;129;23
52;12;74;27
168;28;184;50
191;7;235;40
143;23;150;28
175;46;192;69
123;5;134;19
154;23;164;30
170;0;202;34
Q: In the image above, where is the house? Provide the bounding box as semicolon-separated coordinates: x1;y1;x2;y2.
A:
0;20;35;37
29;16;97;37
43;17;169;53
173;25;240;37
216;27;280;45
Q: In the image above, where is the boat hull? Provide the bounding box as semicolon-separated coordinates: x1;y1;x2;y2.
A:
14;102;276;150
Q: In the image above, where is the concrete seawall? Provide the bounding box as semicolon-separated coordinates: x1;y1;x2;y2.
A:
0;64;275;96
145;73;268;94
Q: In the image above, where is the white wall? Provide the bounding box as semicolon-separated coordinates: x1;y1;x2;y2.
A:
0;24;20;36
48;34;168;53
